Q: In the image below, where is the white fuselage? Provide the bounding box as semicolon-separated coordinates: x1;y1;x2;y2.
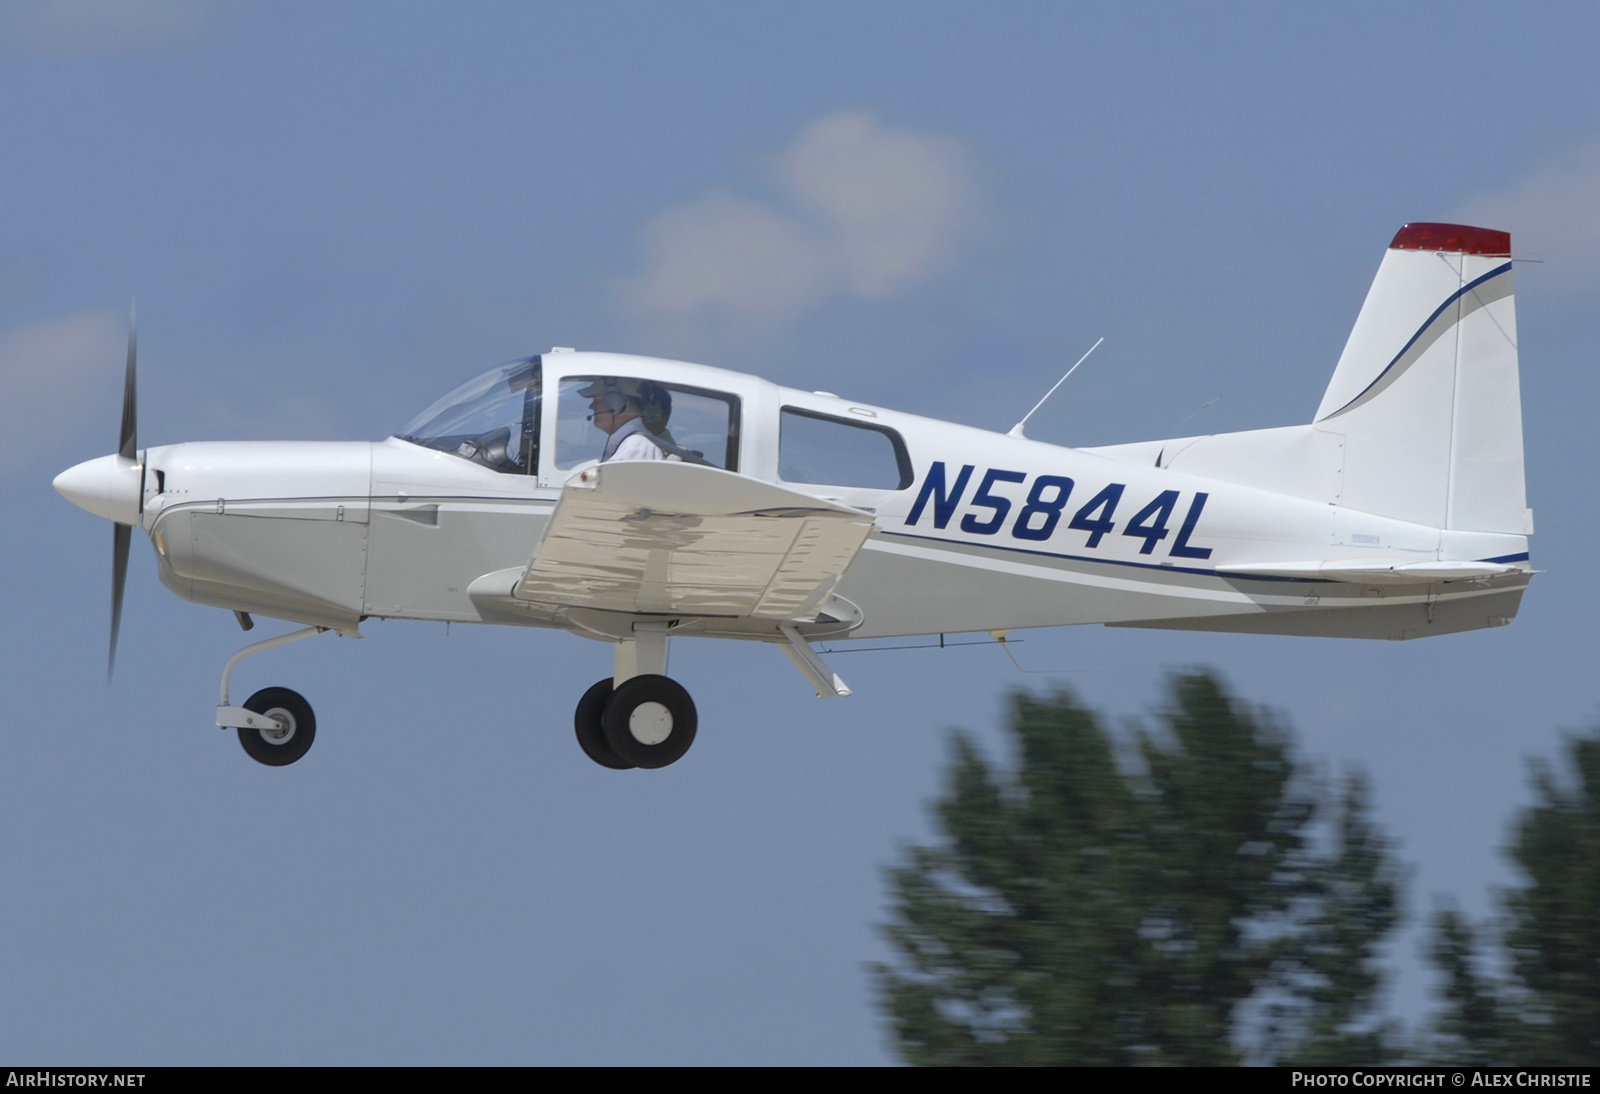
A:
134;352;1531;645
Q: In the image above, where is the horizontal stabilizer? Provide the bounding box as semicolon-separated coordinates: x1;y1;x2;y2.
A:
517;461;875;618
1215;559;1516;584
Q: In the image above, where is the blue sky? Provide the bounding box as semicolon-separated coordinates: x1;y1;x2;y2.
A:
4;1;1599;1064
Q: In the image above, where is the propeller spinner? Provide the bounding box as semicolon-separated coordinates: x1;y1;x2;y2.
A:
52;306;142;681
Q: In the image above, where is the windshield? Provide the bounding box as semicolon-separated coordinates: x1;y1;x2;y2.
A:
398;358;542;474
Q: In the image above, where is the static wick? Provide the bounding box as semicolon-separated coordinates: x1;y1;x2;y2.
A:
989;630;1103;676
1008;337;1104;439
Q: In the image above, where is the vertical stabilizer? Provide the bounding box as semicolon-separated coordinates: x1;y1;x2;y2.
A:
1313;223;1528;534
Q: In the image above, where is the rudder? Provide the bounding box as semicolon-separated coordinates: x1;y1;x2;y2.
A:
1313;223;1530;534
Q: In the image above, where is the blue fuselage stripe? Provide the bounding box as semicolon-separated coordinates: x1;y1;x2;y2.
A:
879;529;1329;582
878;533;1530;582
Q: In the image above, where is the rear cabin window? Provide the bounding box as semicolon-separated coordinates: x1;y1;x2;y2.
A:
778;407;912;490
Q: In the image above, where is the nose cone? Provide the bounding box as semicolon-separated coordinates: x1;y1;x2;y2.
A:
54;453;142;525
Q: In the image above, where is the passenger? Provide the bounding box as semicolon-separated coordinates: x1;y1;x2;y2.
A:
579;378;666;462
637;380;705;463
637;380;676;446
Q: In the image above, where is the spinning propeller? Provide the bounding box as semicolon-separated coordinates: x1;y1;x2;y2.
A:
109;307;139;681
53;307;148;680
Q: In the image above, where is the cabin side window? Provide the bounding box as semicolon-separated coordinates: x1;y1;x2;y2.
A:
778;408;912;490
554;378;741;471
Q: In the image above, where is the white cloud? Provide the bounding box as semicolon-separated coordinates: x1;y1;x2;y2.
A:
0;0;223;56
623;111;983;326
777;112;976;297
1453;140;1600;296
0;309;123;476
633;193;830;319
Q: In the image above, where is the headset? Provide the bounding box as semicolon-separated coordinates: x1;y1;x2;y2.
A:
602;382;629;415
585;379;633;422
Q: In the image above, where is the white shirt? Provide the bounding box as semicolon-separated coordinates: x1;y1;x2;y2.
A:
601;417;666;462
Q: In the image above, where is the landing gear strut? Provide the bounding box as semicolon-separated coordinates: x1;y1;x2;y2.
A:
215;625;328;767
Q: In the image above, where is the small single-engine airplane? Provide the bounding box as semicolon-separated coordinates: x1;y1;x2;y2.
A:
55;223;1532;770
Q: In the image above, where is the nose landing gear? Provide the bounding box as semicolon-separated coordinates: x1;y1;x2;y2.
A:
214;625;329;767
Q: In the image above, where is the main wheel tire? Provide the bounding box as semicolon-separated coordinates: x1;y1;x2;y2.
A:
575;678;634;770
602;674;697;769
238;686;315;767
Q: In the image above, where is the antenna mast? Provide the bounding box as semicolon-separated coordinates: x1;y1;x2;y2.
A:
1008;337;1103;439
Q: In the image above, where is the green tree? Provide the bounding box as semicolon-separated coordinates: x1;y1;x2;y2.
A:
874;672;1403;1065
1427;906;1517;1064
1429;731;1600;1064
1272;775;1404;1065
1505;734;1600;1062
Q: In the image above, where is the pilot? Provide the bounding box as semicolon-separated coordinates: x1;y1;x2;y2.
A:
580;378;667;462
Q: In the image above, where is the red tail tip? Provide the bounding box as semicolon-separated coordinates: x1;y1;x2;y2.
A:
1389;223;1510;256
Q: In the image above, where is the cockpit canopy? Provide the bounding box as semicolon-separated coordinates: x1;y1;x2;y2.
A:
397;355;744;476
398;354;918;492
397;357;542;474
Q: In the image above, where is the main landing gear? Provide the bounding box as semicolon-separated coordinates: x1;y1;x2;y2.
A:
575;622;699;770
214;625;329;767
574;674;698;770
571;620;855;771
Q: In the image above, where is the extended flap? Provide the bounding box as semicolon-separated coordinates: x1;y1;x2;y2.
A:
516;462;875;618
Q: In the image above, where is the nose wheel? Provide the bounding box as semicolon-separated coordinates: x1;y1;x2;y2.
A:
237;686;316;766
574;674;697;770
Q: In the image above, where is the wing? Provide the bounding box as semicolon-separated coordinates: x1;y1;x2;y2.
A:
515;461;875;619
